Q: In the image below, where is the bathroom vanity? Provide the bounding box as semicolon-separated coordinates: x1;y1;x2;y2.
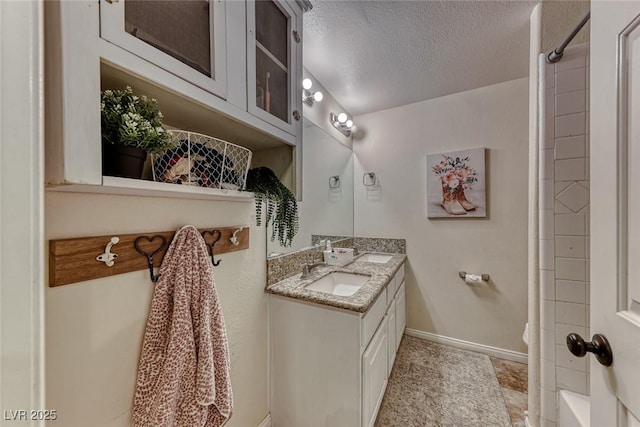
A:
268;254;406;427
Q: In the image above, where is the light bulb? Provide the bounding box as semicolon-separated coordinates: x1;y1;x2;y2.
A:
313;91;323;102
302;78;312;90
337;112;348;123
345;119;353;128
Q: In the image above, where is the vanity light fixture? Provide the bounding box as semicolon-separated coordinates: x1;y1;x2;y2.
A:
302;78;323;106
330;112;355;137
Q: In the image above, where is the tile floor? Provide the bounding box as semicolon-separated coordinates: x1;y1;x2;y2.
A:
375;336;528;427
490;356;528;427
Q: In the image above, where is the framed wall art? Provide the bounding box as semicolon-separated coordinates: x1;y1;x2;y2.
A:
427;148;486;218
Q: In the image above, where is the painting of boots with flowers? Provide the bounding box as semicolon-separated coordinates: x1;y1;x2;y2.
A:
427;148;486;218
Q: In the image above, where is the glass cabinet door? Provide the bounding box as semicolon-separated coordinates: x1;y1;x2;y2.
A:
100;0;227;99
247;0;301;135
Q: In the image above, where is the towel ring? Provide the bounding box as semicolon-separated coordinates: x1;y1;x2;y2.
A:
202;230;222;267
134;235;168;283
363;172;377;186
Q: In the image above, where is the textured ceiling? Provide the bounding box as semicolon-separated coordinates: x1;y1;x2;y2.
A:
303;1;537;116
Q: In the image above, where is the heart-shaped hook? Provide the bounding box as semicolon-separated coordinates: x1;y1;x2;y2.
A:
201;230;222;245
201;230;222;266
134;235;167;259
134;235;167;282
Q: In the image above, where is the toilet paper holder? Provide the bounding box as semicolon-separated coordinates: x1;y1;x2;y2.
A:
458;271;490;281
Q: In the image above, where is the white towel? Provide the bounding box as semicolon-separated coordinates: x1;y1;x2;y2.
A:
133;225;233;427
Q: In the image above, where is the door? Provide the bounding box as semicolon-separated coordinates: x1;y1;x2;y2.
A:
247;0;302;135
0;0;45;417
395;281;406;351
387;300;397;374
591;3;640;425
362;316;388;427
100;0;228;99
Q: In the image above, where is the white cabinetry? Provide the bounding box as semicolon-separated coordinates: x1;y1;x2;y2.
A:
247;0;303;137
100;0;228;99
44;0;303;200
395;281;406;351
362;316;388;427
387;302;397;373
270;261;406;427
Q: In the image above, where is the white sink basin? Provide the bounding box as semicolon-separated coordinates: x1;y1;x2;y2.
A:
354;254;393;264
305;272;371;296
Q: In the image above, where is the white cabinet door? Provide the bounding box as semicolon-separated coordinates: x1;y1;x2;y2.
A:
395;281;406;351
246;0;302;137
590;3;640;425
387;301;397;375
99;0;228;99
362;316;388;427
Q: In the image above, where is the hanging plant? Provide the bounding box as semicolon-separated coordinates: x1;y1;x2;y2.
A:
245;167;299;247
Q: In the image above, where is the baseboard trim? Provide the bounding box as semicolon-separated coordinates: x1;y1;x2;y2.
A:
404;328;528;364
258;414;272;427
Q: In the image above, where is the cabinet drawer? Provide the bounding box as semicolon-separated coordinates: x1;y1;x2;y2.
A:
362;289;387;350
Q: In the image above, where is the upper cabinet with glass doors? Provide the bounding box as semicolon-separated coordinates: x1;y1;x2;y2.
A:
100;0;228;99
247;0;303;136
45;0;304;199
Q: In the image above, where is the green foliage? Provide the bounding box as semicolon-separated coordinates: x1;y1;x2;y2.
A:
101;86;174;154
246;167;299;247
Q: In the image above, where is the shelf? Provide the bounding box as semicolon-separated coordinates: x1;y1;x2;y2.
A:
99;46;297;150
256;41;288;73
46;176;255;202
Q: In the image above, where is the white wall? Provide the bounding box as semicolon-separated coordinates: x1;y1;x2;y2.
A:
0;0;46;420
528;4;542;426
45;192;268;427
539;44;590;427
541;1;590;54
353;78;529;353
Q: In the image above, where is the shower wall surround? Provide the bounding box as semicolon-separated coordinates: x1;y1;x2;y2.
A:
538;43;590;427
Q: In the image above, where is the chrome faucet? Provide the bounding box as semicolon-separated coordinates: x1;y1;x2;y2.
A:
301;261;326;278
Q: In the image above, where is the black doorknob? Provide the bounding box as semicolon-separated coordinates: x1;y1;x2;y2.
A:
566;333;613;367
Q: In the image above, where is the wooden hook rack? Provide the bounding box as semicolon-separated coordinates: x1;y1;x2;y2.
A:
49;226;250;287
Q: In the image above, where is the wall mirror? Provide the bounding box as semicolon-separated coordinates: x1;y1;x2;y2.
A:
267;118;354;257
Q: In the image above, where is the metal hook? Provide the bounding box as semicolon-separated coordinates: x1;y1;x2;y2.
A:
230;227;243;246
134;235;167;282
201;230;222;266
96;236;120;267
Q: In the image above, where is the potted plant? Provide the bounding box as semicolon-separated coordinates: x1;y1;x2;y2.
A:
245;167;299;247
101;86;175;179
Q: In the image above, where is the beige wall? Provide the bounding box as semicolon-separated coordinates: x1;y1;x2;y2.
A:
45;192;268;427
353;78;529;353
541;1;590;54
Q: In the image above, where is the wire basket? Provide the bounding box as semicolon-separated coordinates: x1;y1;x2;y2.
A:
151;130;252;190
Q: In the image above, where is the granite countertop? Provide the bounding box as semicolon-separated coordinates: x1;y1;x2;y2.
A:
266;252;407;313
